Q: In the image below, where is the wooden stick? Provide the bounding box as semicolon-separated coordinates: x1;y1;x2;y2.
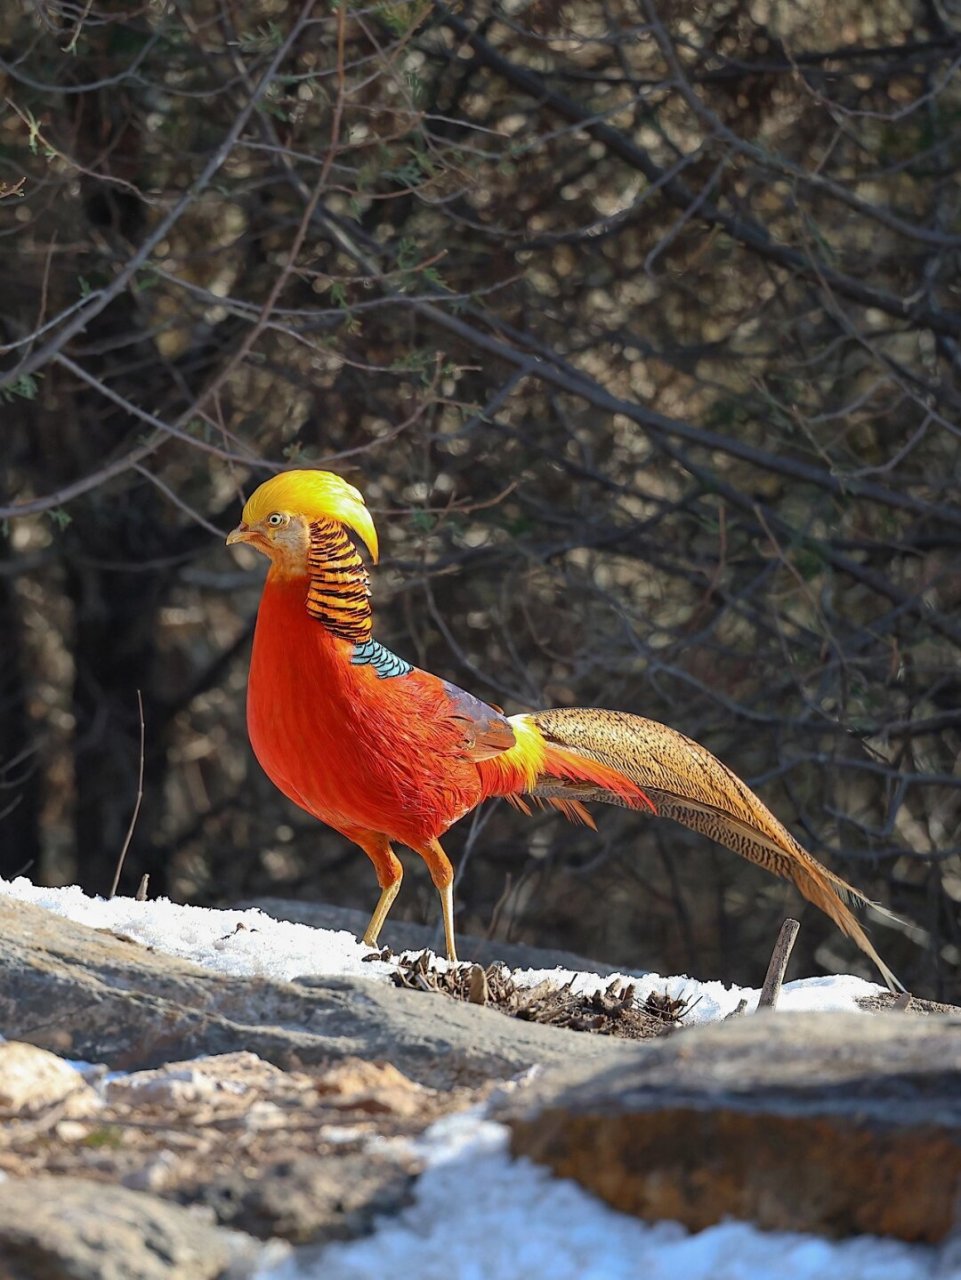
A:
109;689;145;899
758;918;800;1010
468;964;489;1005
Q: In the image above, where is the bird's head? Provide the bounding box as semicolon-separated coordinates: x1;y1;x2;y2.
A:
226;470;379;573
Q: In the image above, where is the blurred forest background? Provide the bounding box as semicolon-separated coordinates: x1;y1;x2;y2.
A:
2;0;960;1000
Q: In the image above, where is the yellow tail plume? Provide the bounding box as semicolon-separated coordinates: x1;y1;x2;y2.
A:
527;707;904;992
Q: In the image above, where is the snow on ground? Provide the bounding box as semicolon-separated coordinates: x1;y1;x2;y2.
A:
263;1112;950;1280
3;875;947;1280
0;874;882;1018
0;874;398;983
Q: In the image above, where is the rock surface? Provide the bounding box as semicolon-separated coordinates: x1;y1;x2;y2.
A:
0;893;645;1275
2;892;960;1275
0;1041;97;1113
0;897;641;1085
0;1046;436;1253
502;1010;961;1243
0;1175;274;1279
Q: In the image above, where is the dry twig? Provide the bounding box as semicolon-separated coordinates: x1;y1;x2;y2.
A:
758;919;801;1011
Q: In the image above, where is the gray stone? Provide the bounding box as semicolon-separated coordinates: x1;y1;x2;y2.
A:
0;1041;97;1113
502;1010;961;1243
196;1152;415;1243
0;1175;274;1279
0;898;640;1088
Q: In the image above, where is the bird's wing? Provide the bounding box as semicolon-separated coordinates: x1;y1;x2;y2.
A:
440;679;517;761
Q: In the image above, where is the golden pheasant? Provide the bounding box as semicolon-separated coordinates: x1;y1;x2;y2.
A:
227;469;902;990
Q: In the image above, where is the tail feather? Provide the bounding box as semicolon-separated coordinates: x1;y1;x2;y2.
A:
505;790;597;827
526;707;904;993
477;711;656;813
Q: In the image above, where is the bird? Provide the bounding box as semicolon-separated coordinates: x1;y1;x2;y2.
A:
227;468;902;991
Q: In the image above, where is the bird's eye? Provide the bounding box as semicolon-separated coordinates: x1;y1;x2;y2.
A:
266;512;286;528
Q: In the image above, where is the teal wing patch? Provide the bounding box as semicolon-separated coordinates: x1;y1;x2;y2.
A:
351;638;413;679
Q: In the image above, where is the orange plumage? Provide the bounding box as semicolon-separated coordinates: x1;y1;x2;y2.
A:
228;469;902;989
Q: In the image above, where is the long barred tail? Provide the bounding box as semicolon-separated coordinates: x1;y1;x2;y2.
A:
520;707;904;993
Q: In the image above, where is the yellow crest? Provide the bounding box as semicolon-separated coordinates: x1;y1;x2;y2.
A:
241;470;378;561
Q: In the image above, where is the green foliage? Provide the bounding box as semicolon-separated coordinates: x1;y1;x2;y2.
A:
793;544;825;582
132;268;159;294
45;508;72;530
392;236;448;293
374;1;426;37
410;509;436;532
0;374;41;403
81;1127;125;1150
234;20;284;53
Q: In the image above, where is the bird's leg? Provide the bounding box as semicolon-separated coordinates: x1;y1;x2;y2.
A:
412;837;458;963
347;830;403;949
363;878;402;949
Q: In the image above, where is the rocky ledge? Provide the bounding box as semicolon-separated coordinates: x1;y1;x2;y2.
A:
0;894;958;1277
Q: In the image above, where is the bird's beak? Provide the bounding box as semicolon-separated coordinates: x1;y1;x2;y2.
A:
226;523;252;547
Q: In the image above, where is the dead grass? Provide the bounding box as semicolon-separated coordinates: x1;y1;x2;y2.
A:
387;951;695;1040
